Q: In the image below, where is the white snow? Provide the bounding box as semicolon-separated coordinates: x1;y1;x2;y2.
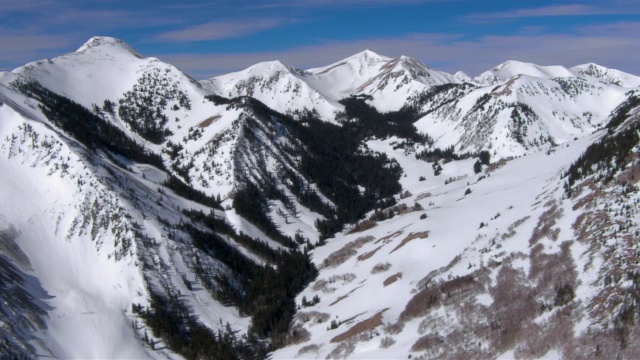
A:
1;35;639;359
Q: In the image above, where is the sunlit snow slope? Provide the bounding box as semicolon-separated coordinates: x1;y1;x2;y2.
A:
1;36;640;360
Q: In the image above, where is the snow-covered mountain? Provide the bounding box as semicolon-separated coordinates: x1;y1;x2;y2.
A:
200;60;342;122
306;50;459;112
204;53;636;159
475;60;640;89
2;36;640;359
412;74;628;157
202;49;460;117
571;62;640;88
474;60;576;85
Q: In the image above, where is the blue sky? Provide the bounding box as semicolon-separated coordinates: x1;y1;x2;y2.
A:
2;0;640;79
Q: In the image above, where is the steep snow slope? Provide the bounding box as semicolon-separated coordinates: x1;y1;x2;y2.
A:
2;35;640;359
0;79;275;356
0;102;153;358
0;41;294;358
1;36;223;150
273;118;640;358
305;50;393;97
7;36;154;108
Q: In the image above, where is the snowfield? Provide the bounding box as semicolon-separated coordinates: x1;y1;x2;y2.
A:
1;36;640;359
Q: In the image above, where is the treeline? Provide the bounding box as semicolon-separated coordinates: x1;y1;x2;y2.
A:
233;182;297;248
565;120;639;193
232;96;405;240
117;68;190;144
10;80;164;169
182;209;280;263
132;292;257;360
404;83;475;114
337;95;427;143
607;93;640;130
163;175;222;209
205;94;233;105
179;209;318;350
416;145;470;162
416;145;490;164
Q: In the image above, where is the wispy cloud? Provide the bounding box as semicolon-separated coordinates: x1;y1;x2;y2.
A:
252;0;454;8
0;32;73;67
156;19;286;42
466;4;640;21
576;21;640;35
0;0;56;11
46;9;181;28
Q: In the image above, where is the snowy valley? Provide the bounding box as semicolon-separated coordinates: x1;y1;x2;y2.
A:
1;36;640;359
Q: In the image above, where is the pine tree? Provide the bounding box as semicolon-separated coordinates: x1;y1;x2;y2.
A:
474;160;482;174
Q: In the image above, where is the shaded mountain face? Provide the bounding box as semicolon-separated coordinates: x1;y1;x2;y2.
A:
1;36;640;359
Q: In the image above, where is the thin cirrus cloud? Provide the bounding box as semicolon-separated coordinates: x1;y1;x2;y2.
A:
156;19;286;42
0;33;73;64
252;0;459;8
465;4;640;20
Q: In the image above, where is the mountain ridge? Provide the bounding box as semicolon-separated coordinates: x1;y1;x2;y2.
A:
2;36;640;359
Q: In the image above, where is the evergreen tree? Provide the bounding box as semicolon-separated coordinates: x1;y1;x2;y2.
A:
474;160;482;174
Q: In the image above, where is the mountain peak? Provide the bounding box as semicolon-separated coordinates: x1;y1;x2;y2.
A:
76;36;142;58
493;59;529;71
453;70;473;83
571;62;613;75
475;60;573;85
346;49;391;64
571;62;640;88
240;60;309;78
248;60;288;72
357;49;384;58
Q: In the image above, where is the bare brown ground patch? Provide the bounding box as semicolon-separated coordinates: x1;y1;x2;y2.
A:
358;245;383;261
411;333;444;352
329;285;364;307
317;61;346;74
331;309;388;343
500;216;530;241
400;273;480;322
197;114;221;128
341;311;366;325
347;220;377;234
528;200;562;246
376;230;404;244
491;75;520;96
296;344;320;356
389;231;429;254
321;236;375;269
616;161;640;184
384;272;402;287
371;262;391;274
